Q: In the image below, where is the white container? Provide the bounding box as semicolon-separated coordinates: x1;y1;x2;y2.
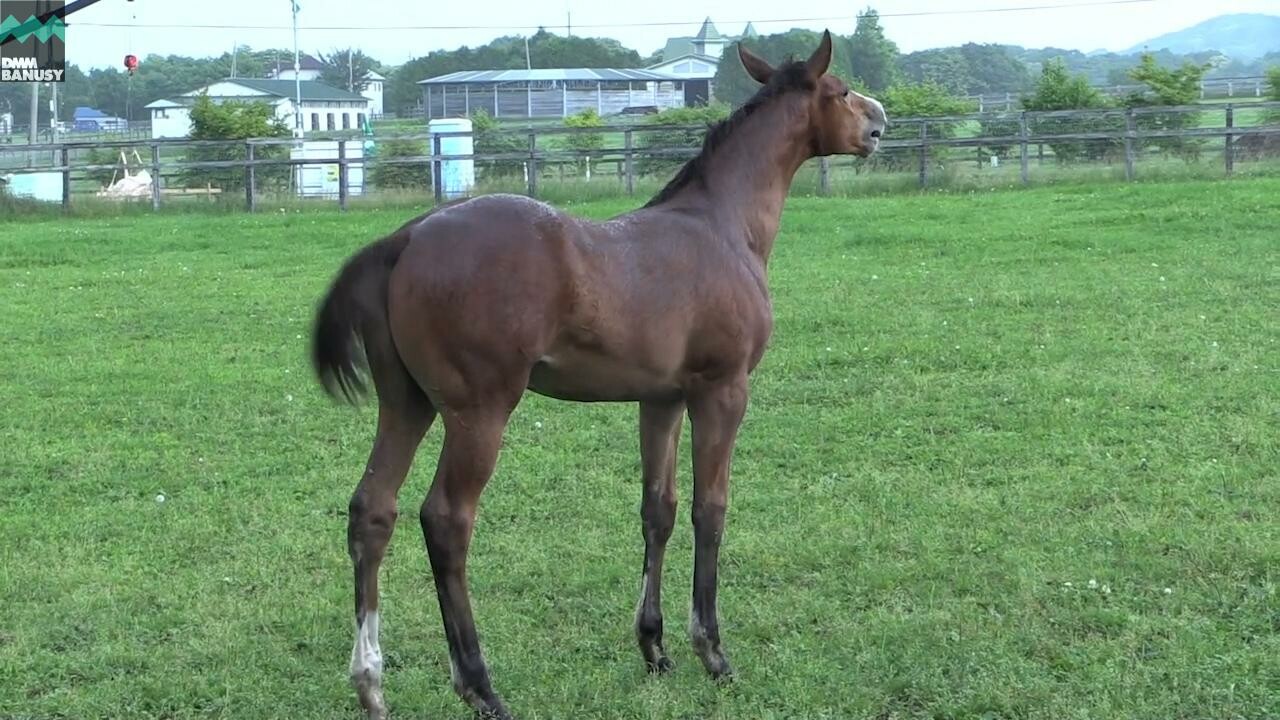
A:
290;140;365;199
428;118;475;199
4;171;64;202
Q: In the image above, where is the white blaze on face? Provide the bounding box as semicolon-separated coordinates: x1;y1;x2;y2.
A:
852;91;886;122
349;610;383;682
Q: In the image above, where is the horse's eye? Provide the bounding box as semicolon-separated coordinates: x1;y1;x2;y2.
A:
842;89;849;97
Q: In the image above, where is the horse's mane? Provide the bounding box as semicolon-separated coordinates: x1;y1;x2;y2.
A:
643;60;815;208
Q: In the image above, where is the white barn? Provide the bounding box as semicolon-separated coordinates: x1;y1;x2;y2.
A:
646;53;718;106
648;19;759;105
268;52;386;117
419;68;685;120
146;79;371;139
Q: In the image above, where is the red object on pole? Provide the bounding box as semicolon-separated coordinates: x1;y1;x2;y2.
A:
124;54;139;75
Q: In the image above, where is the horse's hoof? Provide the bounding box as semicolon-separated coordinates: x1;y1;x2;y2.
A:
646;655;675;674
476;706;514;720
711;666;736;685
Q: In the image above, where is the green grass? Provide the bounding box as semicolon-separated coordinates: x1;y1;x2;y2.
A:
1;177;1278;719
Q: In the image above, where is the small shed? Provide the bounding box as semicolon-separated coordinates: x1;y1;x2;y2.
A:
72;106;128;131
418;68;685;120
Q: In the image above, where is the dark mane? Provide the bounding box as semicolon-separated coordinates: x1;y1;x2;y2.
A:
643;60;815;208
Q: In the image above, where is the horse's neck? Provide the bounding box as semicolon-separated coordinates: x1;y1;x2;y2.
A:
690;100;812;265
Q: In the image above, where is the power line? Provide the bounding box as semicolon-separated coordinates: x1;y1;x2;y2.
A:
71;0;1158;33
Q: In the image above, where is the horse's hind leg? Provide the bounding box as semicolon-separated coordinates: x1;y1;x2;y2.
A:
635;399;684;673
348;392;436;720
420;404;514;719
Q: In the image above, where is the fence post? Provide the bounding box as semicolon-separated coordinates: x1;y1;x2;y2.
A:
527;132;538;198
917;121;928;188
1224;104;1234;177
150;143;162;211
1123;108;1136;182
624;129;635;195
60;147;70;211
432;134;443;204
244;142;256;212
1019;112;1030;185
338;139;349;211
819;156;830;195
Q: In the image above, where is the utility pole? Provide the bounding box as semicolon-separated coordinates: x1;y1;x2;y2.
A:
291;0;303;138
29;83;39;145
524;37;531;70
348;48;353;92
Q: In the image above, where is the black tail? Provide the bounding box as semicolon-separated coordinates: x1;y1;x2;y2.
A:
311;233;411;404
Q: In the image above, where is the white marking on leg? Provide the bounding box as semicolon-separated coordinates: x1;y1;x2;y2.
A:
689;610;713;658
350;610;383;683
634;574;650;626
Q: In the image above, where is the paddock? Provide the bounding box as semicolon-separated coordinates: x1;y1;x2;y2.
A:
2;178;1276;718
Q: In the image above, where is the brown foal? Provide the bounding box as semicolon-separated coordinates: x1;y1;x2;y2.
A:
312;32;885;719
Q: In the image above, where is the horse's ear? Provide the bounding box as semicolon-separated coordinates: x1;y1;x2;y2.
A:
738;43;774;85
806;30;833;78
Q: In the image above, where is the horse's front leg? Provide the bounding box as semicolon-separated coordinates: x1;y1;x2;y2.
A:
686;375;748;680
635;399;685;673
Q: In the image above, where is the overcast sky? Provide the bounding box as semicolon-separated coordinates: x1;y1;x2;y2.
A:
62;0;1280;70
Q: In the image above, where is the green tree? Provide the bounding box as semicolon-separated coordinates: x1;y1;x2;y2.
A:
899;48;972;96
370;138;430;190
881;82;970;124
846;8;900;93
958;44;1031;94
1124;53;1210;160
182;94;291;192
562;109;605;175
1021;59;1118;163
318;48;381;92
873;81;971;172
469;108;525;178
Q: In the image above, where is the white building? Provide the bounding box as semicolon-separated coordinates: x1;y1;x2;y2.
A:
269;52;386;117
146;78;371;140
650;19;759;105
646;54;718;106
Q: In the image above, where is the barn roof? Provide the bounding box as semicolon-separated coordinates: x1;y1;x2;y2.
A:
694;17;721;41
222;78;369;101
419;68;680;85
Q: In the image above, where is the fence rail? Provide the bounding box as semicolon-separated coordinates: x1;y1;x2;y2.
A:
3;102;1278;212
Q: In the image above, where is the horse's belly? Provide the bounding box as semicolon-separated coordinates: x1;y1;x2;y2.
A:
527;350;681;403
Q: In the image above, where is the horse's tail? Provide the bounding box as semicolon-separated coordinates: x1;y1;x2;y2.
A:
311;231;411;404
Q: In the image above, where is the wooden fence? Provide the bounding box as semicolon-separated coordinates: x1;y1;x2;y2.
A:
2;102;1278;212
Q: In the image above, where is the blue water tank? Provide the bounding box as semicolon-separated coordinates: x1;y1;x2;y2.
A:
428;118;475;199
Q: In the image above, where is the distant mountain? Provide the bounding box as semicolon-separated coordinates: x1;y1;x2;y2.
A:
1124;13;1280;60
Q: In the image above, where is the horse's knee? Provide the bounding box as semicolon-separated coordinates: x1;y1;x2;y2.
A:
641;493;676;543
349;491;397;555
691;500;726;536
419;497;473;562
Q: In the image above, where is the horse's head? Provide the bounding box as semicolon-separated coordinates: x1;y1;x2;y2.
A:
737;30;888;158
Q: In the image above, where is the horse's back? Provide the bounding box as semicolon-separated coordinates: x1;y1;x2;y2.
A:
385;194;585;395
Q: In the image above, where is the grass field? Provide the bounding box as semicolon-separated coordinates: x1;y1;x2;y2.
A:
1;177;1278;719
